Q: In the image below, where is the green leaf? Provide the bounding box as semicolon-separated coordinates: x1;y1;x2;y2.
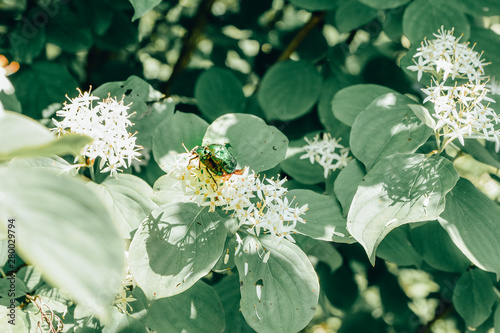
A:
153;111;208;172
103;307;148;333
0;306;29;331
128;203;226;299
147;281;225;333
9;8;45;64
295;234;343;273
234;235;319;333
332;84;396;127
11;62;78;119
0;111;54;155
287;189;354;243
335;0;378;33
89;174;157;239
453;269;496;328
280;132;327;185
1;134;92;163
455;0;500;16
130;99;175;149
318;77;354;137
402;0;470;46
347;153;459;264
94;11;139;51
358;0;411;9
377;225;422;267
469;27;500;79
438;178;500;278
129;0;162;21
152;174;192;206
350;92;433;170
0;169;125;317
495;303;500;333
46;3;93;52
213;274;254;333
203;113;288;173
408;104;436;130
194;68;246;121
410;221;470;273
0;91;21;113
460;139;500;170
9;156;78;177
0;275;28;299
334;159;365;216
257;60;322;121
289;0;339;10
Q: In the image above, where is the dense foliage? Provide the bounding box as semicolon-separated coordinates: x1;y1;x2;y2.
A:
1;0;500;332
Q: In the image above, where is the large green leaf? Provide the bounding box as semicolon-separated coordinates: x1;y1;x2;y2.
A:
102;307;148;333
203;113;288;173
376;225;422;267
257;60;322;121
358;0;411;9
11;62;78;119
234;235;319;333
410;221;469;273
213;274;254;333
128;203;226;299
335;0;378;33
130;99;175;149
295;234;343;273
350;92;433;170
453;269;496;328
194;67;246;121
9;156;78;177
402;0;470;45
287;189;354;243
470;27;500;79
147;281;225;333
0;169;124;317
333;159;365;216
332;84;396;127
153;111;208;172
455;0;500;16
347;153;458;264
289;0;339;10
129;0;162;20
89;174;157;239
46;3;93;52
9;7;45;64
438;178;500;278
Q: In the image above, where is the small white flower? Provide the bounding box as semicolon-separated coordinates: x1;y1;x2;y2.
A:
300;133;350;178
52;89;142;176
407;27;500;151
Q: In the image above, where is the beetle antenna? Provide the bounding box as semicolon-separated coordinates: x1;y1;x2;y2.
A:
182;143;190;153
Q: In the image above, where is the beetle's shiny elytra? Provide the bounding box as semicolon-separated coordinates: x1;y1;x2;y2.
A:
190;143;238;177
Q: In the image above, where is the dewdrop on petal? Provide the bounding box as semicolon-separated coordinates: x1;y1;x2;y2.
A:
52;89;142;176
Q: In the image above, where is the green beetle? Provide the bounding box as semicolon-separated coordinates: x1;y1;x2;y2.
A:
190;143;239;181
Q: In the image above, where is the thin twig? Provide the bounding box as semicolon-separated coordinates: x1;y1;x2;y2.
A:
277;11;326;62
165;0;216;95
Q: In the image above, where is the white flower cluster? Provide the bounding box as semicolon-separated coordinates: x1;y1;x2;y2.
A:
52;89;142;176
168;153;308;244
407;27;500;151
300;133;350;178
